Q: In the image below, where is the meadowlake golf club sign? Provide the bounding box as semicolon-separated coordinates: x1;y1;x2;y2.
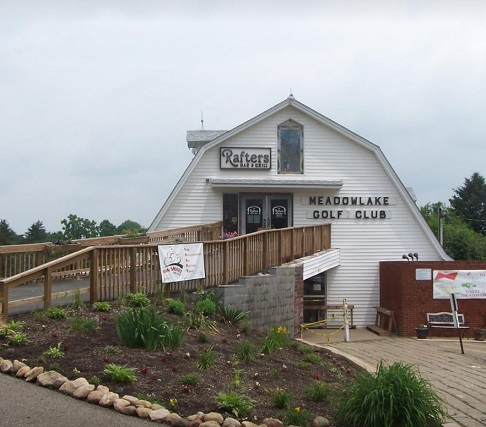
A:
220;147;271;169
303;195;392;220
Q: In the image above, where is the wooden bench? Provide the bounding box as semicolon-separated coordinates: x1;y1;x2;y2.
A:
367;306;397;336
426;312;469;337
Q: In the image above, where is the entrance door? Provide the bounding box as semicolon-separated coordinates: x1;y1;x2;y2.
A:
241;194;292;234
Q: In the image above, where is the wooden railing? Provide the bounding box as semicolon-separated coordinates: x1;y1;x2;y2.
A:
0;223;331;318
0;222;223;280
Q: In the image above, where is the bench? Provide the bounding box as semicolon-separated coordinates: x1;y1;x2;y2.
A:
367;306;397;336
426;312;469;337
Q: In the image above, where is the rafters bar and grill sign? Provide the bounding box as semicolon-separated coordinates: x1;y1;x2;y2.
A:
220;147;271;169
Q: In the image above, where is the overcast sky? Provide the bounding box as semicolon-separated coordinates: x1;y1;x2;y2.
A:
1;1;485;234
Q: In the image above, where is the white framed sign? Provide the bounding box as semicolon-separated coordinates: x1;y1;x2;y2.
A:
220;147;271;169
433;270;486;299
158;243;205;283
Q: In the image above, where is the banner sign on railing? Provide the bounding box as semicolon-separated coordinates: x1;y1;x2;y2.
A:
433;270;486;299
158;243;206;283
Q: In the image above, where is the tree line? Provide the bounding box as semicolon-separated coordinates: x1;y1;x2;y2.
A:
1;172;486;260
0;215;145;245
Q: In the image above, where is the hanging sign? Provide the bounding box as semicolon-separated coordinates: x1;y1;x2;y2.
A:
433;270;486;299
158;243;205;283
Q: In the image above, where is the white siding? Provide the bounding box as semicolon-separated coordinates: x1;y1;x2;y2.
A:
151;101;446;326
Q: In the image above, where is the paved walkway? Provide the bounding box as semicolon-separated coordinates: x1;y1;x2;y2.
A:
302;328;486;427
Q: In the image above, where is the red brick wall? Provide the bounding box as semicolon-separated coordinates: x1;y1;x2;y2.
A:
380;261;486;337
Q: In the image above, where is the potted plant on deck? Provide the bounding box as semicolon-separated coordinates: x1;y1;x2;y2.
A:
415;324;428;339
118;229;149;245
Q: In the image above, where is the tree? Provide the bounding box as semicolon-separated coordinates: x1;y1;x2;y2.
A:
450;172;486;235
0;219;20;245
420;202;486;260
99;220;117;237
61;214;99;240
116;220;145;235
24;221;49;243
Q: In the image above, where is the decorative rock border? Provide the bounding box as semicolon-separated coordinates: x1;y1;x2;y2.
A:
0;356;330;427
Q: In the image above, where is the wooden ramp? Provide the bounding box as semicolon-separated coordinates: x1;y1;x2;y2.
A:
366;306;397;336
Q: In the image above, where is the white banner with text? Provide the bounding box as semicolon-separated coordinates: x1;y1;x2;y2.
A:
158;243;205;283
433;270;486;299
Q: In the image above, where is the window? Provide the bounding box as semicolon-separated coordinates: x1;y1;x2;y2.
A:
278;119;303;174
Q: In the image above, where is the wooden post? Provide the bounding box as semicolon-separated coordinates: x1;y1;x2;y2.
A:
130;247;137;294
90;248;99;303
0;280;8;319
44;266;52;310
223;241;229;285
244;238;250;276
262;233;268;273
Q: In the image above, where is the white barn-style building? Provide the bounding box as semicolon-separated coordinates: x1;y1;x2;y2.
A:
148;96;451;327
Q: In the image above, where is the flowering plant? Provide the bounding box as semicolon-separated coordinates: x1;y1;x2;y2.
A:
223;231;238;239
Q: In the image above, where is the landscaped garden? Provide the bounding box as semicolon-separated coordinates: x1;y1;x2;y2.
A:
0;289;447;426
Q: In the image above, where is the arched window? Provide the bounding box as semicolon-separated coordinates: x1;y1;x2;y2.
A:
277;119;303;174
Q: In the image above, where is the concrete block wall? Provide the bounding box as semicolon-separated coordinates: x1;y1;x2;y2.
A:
215;264;301;337
380;260;486;337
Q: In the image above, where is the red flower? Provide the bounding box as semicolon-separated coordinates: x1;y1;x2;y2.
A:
183;385;190;393
103;355;110;363
141;366;148;375
63;343;70;352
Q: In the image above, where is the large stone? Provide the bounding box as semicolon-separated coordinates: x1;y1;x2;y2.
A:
36;371;65;387
16;365;31;378
121;394;139;405
119;405;137;416
113;398;131;412
24;366;44;382
165;412;184;425
148;407;170;422
135;399;152;408
312;416;330;427
0;359;13;373
241;422;259;427
136;407;152;418
99;391;119;407
73;384;95;399
96;384;110;394
200;421;222;427
10;359;27;374
222;417;241;427
87;389;106;404
262;418;283;427
204;412;224;424
53;375;69;389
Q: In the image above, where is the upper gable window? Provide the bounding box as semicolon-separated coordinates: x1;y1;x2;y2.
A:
277;119;303;174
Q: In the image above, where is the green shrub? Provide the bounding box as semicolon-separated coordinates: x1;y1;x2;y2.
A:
70;317;98;333
184;311;218;332
270;387;291;408
124;292;150;308
116;307;184;350
195;299;216;316
261;325;290;354
296;344;314;354
46;307;67;319
304;353;321;365
70;289;85;310
284;407;311;427
167;299;185;315
197;347;216;370
304;381;330;401
236;341;256;363
7;331;30;346
179;373;200;386
219;306;249;324
43;342;65;359
92;301;111;312
103;363;137;383
295;361;312;369
215;390;254;418
197;330;208;343
335;361;446;427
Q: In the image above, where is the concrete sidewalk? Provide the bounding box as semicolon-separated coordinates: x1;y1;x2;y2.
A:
301;327;486;427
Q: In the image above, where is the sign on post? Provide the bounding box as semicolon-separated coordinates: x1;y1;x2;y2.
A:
158;243;205;283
